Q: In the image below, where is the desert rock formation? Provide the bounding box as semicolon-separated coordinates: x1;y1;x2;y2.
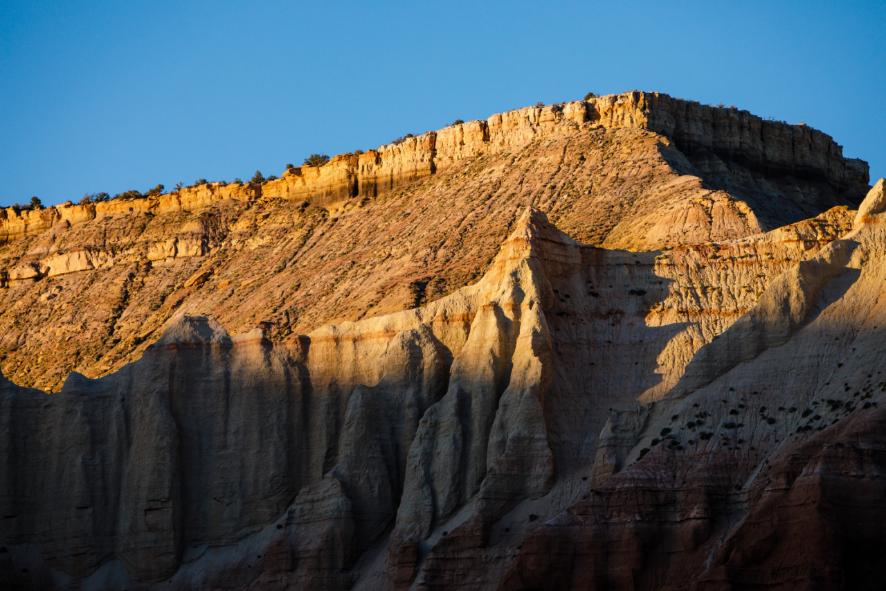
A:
0;92;868;392
0;93;883;590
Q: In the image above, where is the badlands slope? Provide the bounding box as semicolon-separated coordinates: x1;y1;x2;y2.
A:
0;92;883;590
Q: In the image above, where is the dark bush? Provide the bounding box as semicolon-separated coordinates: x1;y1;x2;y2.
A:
29;196;43;209
250;170;265;184
93;192;110;202
451;119;464;126
391;133;415;145
584;92;597;100
193;178;208;186
303;154;330;167
79;195;93;205
146;184;164;197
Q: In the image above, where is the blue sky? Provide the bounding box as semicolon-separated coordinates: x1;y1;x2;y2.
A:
1;0;883;205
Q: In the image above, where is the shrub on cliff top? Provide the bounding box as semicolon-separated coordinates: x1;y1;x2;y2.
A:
79;195;93;205
391;133;415;146
303;154;330;167
30;196;43;209
115;189;144;200
584;91;597;100
146;184;164;197
250;170;265;184
451;119;464;126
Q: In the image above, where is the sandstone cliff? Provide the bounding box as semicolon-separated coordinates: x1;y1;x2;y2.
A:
0;92;869;392
0;94;882;590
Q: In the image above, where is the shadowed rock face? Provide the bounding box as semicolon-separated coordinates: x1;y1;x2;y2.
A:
0;95;883;590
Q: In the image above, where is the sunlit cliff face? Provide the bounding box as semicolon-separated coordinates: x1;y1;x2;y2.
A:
0;93;867;393
0;95;882;590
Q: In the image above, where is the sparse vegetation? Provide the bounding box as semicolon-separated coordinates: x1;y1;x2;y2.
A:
146;184;164;197
115;189;144;200
303;154;330;167
250;170;265;184
30;196;43;209
451;119;464;126
391;133;415;145
584;92;597;100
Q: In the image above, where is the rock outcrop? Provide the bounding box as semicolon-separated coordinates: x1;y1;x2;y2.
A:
0;92;870;392
0;93;882;590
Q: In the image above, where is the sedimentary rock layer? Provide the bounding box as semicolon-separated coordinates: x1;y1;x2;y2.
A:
0;92;881;589
1;179;884;589
0;93;870;392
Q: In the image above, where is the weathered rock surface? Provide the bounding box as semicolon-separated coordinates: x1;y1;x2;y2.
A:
0;94;883;590
0;92;868;392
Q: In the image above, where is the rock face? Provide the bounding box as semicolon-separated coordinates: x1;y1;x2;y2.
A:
0;93;869;392
0;93;883;590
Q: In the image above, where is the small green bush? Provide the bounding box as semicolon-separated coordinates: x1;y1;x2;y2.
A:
115;190;144;200
451;119;464;126
30;196;43;209
391;134;414;145
250;170;265;184
303;154;330;167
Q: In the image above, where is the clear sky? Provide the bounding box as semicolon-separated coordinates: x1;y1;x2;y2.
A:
1;0;883;205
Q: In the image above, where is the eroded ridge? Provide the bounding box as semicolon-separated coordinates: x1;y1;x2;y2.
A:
0;93;870;392
3;180;885;588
